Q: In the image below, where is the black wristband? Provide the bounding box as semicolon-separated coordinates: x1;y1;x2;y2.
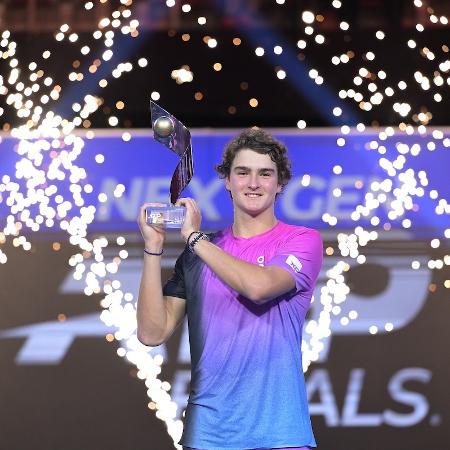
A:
144;248;163;256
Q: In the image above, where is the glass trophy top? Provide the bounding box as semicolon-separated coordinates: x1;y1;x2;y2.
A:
150;101;194;205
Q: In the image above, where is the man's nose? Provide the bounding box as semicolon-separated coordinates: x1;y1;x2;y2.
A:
248;173;259;189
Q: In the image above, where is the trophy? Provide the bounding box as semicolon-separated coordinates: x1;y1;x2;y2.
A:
145;101;194;228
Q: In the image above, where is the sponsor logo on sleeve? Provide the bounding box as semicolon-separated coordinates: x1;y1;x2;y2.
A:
286;254;302;273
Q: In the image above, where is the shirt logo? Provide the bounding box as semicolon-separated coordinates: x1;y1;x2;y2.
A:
286;254;302;273
257;255;265;267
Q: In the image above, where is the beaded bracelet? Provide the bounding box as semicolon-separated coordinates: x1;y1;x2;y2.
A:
187;231;209;253
187;230;200;246
144;248;163;256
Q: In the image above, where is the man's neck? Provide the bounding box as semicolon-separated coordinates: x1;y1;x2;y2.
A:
232;212;278;238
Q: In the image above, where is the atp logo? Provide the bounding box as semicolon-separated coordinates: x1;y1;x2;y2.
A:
0;254;431;366
0;251;438;428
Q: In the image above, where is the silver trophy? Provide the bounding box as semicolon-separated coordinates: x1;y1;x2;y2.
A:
145;101;194;228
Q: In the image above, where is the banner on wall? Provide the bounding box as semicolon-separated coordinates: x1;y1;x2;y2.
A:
1;129;449;235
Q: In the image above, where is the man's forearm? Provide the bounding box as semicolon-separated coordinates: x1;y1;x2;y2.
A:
136;251;167;346
191;238;294;303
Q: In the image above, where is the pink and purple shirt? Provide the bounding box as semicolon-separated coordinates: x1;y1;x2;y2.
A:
163;221;323;450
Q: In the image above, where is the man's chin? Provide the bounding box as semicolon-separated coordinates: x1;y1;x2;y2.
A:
242;205;265;217
235;198;274;217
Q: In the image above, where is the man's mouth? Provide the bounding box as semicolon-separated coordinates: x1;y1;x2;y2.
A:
245;193;262;198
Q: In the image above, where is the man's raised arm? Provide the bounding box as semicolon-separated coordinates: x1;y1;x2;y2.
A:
136;203;186;346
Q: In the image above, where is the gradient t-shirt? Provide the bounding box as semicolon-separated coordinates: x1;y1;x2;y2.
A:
163;221;323;450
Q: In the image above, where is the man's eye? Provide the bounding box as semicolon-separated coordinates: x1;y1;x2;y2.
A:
261;172;271;177
238;171;247;175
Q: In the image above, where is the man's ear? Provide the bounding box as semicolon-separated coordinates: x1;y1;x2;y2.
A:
277;183;282;194
225;177;231;191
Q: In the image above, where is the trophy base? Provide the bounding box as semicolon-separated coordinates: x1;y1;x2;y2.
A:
145;206;185;229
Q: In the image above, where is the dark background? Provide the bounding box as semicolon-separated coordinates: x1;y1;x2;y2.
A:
1;0;449;130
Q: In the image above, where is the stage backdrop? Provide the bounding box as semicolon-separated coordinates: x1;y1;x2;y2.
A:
0;129;449;450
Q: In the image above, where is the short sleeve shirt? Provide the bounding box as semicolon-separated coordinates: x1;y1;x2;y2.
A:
163;221;323;450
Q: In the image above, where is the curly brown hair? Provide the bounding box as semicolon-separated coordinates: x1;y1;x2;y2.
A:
215;128;292;191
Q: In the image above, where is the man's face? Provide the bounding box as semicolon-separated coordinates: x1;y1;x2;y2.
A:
225;148;282;217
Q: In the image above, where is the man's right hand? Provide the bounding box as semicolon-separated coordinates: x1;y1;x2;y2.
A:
137;202;167;250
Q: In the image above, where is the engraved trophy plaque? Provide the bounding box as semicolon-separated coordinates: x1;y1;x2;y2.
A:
145;101;194;228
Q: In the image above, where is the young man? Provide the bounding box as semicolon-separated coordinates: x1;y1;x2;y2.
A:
137;128;323;450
